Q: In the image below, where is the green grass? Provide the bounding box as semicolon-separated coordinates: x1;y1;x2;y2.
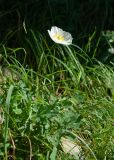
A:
0;1;114;158
0;32;114;159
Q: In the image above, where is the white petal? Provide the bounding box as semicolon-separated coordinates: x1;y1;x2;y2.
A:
48;30;60;44
51;26;60;35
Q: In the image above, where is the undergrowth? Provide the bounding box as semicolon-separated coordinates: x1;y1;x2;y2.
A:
0;32;114;159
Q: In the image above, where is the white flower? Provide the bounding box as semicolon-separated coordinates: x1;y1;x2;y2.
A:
48;26;73;45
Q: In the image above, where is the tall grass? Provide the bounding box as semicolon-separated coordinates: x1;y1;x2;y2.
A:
0;31;114;159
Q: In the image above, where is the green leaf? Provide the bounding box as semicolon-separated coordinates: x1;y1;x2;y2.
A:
50;146;57;160
13;108;22;114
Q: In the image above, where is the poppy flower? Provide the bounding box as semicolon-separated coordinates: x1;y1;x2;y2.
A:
48;26;73;45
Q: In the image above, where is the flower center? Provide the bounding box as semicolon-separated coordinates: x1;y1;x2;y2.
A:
54;34;65;41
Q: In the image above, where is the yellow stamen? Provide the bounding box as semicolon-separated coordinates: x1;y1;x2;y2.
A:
54;34;64;41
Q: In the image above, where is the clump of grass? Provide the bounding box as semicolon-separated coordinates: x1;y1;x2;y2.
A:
0;33;114;159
